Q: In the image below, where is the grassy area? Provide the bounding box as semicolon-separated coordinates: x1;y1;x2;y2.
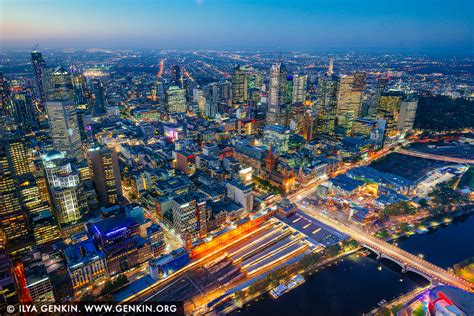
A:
459;167;474;190
453;257;474;283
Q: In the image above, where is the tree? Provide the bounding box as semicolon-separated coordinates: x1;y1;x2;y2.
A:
377;306;391;316
383;201;416;217
418;198;428;207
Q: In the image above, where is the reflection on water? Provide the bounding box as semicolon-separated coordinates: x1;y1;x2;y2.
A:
233;215;474;316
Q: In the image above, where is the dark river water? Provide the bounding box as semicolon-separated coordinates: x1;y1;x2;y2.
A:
233;215;474;316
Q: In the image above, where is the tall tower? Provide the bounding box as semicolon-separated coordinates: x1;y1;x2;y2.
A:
87;146;122;207
335;72;366;134
31;51;47;109
231;65;247;107
0;133;30;242
46;67;84;162
170;65;182;87
291;74;307;104
316;73;339;135
266;62;289;126
42;151;85;227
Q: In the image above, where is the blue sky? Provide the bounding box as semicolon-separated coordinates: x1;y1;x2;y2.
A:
1;0;473;53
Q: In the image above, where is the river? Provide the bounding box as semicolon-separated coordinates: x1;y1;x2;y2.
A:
232;214;474;316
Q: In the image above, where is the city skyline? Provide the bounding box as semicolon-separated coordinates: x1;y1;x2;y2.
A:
1;2;473;315
1;0;473;54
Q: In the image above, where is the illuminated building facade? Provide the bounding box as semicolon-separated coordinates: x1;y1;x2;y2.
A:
291;74;307;104
226;179;254;212
63;240;107;291
263;125;290;154
376;90;404;136
30;211;61;245
231;65;247;107
166;86;186;113
42;151;85;226
87;146;122;206
336;73;366;134
31;51;46;108
316;74;339;135
46;67;83;162
266;62;289;126
397;96;418;131
90;216;146;276
0;135;29;242
172;193;208;241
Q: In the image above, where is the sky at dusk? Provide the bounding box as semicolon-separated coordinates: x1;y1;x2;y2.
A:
1;0;473;53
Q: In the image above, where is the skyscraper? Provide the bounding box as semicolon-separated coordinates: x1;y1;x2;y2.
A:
316;73;339;135
376;90;404;136
170;65;182;86
231;66;247;107
336;72;366;134
91;78;106;116
205;83;219;118
192;88;206;115
166;86;187;113
367;77;389;117
291;74;307;104
46;67;84;162
0;134;30;242
87;146;122;207
31;51;47;109
42;151;85;227
396;95;418;131
266;62;289;126
10;92;39;131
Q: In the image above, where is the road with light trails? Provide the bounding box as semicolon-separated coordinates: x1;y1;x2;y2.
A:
297;204;474;293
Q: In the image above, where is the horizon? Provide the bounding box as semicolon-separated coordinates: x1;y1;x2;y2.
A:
1;0;473;55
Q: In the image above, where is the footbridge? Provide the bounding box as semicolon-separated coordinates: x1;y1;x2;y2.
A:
396;149;474;165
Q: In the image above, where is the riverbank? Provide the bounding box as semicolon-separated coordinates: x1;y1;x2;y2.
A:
381;207;473;243
221;247;361;315
366;284;433;316
370;212;474;315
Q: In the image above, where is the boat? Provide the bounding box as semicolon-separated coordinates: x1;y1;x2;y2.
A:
269;284;288;299
416;228;429;234
378;299;387;306
270;275;305;299
291;274;305;285
287;281;298;290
